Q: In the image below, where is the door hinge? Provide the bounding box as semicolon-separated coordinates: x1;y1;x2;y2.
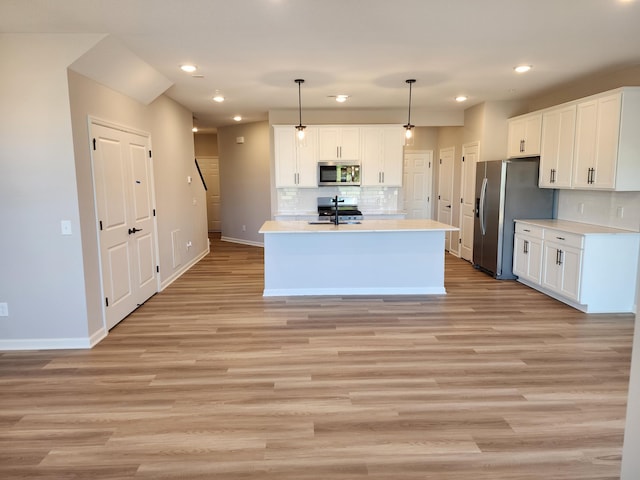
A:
459;238;462;244
153;209;156;216
438;195;441;200
92;138;97;150
460;198;463;204
99;220;103;230
156;265;159;273
105;297;109;307
462;156;465;162
148;150;152;158
429;161;431;168
439;158;442;164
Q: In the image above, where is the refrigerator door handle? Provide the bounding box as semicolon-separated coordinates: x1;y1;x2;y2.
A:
479;177;488;236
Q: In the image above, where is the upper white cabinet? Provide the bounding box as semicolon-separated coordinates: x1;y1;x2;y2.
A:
318;126;360;161
539;105;576;188
274;125;317;188
571;90;640;190
507;112;542;158
360;126;404;186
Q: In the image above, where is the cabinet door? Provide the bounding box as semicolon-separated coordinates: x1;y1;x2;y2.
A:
558;246;582;301
296;127;318;187
274;126;298;187
513;234;529;278
592;93;621;189
540;105;575;188
339;127;360;160
542;243;563;293
514;234;543;283
523;114;542;156
508;114;541;158
380;127;404;186
573;94;621;189
360;127;383;186
318;127;360;160
318;127;340;160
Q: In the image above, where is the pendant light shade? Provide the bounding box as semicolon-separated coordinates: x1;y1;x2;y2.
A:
403;79;416;146
294;79;306;143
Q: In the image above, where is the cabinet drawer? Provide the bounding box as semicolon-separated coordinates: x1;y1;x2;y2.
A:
543;229;584;249
515;223;544;238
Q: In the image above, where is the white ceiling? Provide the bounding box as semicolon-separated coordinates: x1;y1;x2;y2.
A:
2;0;640;130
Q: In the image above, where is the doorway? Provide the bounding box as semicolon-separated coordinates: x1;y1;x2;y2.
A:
90;121;159;330
438;146;455;252
459;142;479;262
403;150;433;219
196;156;221;232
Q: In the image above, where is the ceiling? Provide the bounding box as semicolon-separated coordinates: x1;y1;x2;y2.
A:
2;0;640;131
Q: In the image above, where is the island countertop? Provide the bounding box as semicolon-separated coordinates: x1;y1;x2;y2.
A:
260;219;459;234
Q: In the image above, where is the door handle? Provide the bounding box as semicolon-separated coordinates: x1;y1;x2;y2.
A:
446;205;451;209
128;227;143;235
479;177;488;235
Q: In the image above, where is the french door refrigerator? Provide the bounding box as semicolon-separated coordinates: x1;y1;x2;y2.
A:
473;157;555;279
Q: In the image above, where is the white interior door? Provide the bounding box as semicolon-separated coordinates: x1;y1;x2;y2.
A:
403;151;433;219
459;142;479;262
197;156;221;232
438;146;455;251
91;122;158;330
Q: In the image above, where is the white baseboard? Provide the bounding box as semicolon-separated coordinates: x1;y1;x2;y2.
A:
0;334;101;351
221;236;264;248
160;247;209;291
262;287;447;297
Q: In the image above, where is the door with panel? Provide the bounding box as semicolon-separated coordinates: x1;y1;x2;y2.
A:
91;122;158;330
438;146;455;252
459;142;478;261
403;151;433;219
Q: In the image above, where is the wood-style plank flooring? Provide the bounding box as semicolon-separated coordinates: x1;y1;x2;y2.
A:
0;235;635;479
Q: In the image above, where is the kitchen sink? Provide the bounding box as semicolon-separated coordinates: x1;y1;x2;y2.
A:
307;221;361;225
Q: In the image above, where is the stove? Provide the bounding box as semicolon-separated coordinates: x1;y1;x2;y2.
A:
317;197;363;221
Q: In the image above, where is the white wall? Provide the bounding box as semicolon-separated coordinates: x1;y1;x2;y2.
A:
0;34;102;348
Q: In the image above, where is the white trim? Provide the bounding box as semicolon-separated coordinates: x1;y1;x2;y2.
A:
263;287;446;297
0;337;94;351
221;236;264;248
89;327;108;347
160;247;210;291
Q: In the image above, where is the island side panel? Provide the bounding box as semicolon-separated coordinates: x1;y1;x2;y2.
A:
262;230;447;296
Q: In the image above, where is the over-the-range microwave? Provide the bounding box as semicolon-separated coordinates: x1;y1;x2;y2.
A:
318;162;361;186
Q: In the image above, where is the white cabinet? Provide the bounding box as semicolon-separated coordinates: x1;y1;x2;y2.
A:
573;93;621;189
513;224;544;284
274;126;317;187
540;230;583;302
507;112;542;158
539;105;576;188
360;126;404;186
514;220;640;313
318;126;360;161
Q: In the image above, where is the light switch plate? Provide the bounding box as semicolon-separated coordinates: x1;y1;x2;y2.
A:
61;220;72;235
0;303;8;317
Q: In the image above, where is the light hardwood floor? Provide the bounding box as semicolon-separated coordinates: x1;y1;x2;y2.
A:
0;235;634;479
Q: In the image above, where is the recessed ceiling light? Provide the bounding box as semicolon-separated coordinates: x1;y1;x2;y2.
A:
212;95;225;103
180;64;197;73
455;95;468;102
233;115;242;122
192;127;198;132
514;65;532;73
336;95;349;103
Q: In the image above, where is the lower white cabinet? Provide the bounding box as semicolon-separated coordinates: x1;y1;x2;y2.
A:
513;220;639;313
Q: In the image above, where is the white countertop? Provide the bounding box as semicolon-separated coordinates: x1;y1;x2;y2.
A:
260;219;459;234
515;219;638;235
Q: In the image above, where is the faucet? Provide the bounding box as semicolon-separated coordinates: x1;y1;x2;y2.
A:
332;195;344;225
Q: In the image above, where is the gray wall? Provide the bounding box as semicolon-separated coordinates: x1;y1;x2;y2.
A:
217;121;272;245
0;34;208;348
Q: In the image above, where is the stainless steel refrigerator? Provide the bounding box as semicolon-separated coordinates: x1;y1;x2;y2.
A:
473;157;555;279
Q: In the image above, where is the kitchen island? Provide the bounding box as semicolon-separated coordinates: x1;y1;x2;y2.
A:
259;219;458;296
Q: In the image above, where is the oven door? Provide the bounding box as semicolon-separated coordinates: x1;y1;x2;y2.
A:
318;163;339;185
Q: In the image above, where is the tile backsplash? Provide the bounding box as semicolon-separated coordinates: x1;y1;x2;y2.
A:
557;190;640;232
276;187;401;214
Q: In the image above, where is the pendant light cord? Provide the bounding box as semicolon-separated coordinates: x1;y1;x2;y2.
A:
295;79;304;127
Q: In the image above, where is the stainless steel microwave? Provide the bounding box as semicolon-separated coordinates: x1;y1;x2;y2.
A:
318;162;361;186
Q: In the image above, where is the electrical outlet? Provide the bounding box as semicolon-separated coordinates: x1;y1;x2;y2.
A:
186;241;192;249
0;303;8;317
578;203;584;215
242;225;247;232
61;220;72;235
616;206;624;219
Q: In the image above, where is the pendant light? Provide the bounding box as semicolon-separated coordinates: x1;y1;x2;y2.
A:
294;79;306;143
403;79;416;146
